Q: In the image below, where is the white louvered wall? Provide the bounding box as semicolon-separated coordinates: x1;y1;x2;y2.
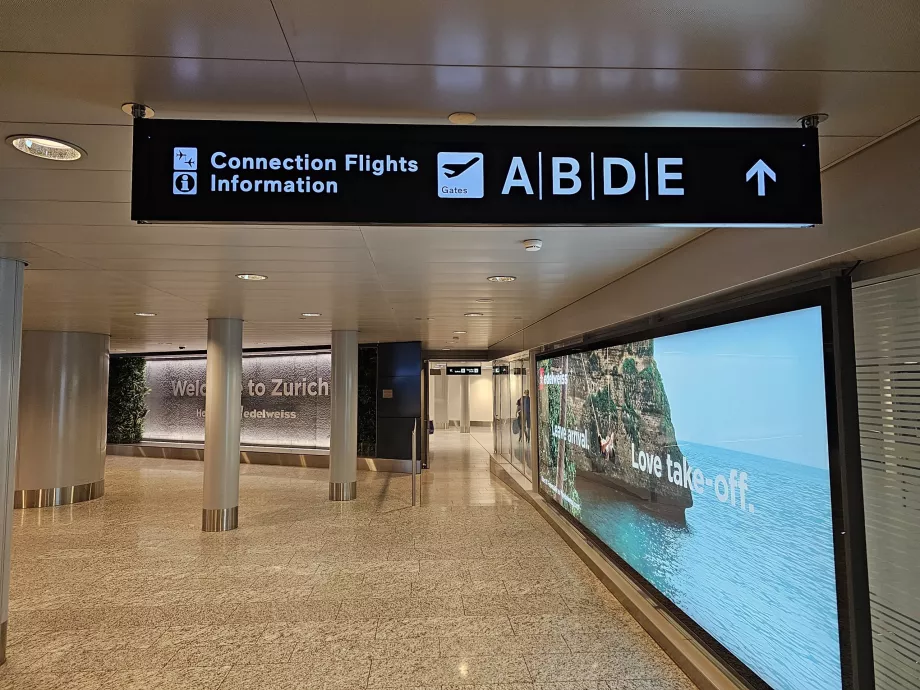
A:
853;276;920;690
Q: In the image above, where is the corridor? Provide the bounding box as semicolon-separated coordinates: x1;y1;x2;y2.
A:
4;431;695;689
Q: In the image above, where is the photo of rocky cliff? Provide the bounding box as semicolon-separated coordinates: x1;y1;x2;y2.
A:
539;341;693;517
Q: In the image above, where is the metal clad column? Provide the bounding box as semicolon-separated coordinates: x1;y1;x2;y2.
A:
202;318;243;531
460;374;471;433
329;330;358;500
0;259;24;663
16;332;109;508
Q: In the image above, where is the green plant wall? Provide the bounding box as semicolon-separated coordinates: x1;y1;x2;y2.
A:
107;357;149;444
357;345;378;457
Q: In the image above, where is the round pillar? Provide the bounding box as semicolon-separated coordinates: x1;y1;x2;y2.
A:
202;318;243;532
0;259;25;664
329;330;358;500
460;374;471;433
15;331;109;508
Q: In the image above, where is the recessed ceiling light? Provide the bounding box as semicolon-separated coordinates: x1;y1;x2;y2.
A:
301;312;322;317
236;273;267;281
523;239;543;252
134;312;157;317
487;275;516;282
475;298;493;303
448;112;477;125
464;312;484;317
453;330;467;334
6;135;85;161
121;102;155;119
441;347;451;351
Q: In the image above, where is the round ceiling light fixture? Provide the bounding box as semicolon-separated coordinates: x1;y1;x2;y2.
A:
464;312;484;317
134;312;157;317
487;275;516;282
523;239;543;252
448;112;477;125
121;102;155;119
453;330;467;334
475;298;493;303
441;347;452;351
6;135;85;161
236;273;267;281
300;312;322;317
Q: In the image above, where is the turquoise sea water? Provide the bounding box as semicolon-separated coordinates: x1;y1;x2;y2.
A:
573;441;842;690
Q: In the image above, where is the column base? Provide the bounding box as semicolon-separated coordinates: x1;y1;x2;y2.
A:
0;620;6;665
460;425;470;433
202;506;238;532
329;481;357;501
14;479;104;509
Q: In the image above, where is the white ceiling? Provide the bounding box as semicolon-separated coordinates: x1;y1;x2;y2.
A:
1;0;918;352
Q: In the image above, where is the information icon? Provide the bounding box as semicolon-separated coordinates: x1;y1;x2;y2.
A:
173;172;197;195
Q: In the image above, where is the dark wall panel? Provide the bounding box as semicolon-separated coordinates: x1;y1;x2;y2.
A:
376;342;421;460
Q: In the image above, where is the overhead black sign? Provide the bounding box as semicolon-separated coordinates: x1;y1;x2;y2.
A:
447;366;481;376
493;365;510;376
132;119;822;226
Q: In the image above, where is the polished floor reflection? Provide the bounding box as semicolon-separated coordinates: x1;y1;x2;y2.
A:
5;430;696;689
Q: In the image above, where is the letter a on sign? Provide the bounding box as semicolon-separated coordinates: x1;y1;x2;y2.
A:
502;157;534;195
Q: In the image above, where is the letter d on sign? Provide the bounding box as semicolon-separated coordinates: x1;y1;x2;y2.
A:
603;157;636;195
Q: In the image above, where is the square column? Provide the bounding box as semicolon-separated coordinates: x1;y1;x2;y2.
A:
202;318;243;531
0;259;24;664
329;330;358;500
459;374;471;433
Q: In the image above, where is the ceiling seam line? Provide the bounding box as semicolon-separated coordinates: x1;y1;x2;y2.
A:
1;51;919;75
357;225;403;339
267;0;318;123
486;228;715;351
820;114;920;173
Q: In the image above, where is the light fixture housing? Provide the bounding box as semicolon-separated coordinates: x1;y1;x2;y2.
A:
236;273;267;281
122;102;155;119
487;275;516;282
6;135;85;161
464;312;484;317
448;112;477;125
453;330;467;334
441;348;451;351
134;312;157;317
300;312;322;317
523;239;543;252
475;298;493;303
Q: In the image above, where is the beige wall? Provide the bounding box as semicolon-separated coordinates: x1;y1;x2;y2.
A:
490;121;920;356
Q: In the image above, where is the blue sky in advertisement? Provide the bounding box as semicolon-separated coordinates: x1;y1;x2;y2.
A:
653;307;829;468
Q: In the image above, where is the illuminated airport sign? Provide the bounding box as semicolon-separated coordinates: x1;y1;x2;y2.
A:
132;119;822;226
446;366;481;375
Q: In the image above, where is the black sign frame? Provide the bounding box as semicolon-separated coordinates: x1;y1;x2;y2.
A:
446;366;481;376
132;119;822;227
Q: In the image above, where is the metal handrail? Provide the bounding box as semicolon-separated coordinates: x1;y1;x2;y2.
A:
411;419;417;506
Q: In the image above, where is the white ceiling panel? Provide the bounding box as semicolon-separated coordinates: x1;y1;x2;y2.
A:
300;63;920;137
0;53;311;125
0;224;367;247
0;124;132;171
1;0;917;352
0;170;131;203
0;0;291;60
275;0;920;71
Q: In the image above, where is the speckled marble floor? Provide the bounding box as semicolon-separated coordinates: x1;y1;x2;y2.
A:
4;430;696;690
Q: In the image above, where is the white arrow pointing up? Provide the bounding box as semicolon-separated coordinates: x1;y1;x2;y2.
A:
746;159;776;197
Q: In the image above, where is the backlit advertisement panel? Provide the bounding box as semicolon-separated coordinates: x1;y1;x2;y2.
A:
538;306;846;690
